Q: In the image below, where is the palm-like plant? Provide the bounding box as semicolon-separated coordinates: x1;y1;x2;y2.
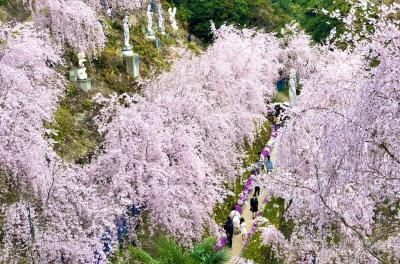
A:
189;237;230;264
111;236;229;264
152;236;196;264
112;246;160;264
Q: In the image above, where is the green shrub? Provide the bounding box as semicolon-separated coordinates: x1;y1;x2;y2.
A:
0;0;9;6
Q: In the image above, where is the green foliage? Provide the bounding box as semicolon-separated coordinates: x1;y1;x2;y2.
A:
263;196;294;238
189;237;229;264
0;0;31;22
167;0;364;44
111;236;228;264
112;246;160;264
153;236;196;264
293;0;351;43
168;0;285;42
213;121;271;225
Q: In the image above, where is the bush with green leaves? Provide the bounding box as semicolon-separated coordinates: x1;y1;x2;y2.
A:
111;236;229;264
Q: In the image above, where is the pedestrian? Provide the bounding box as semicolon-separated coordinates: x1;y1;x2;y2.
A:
239;217;247;244
229;206;240;219
223;217;234;248
253;177;260;196
302;252;308;264
265;155;273;173
250;194;259;219
106;5;113;19
257;151;265;169
232;212;241;235
310;252;316;264
251;168;259;176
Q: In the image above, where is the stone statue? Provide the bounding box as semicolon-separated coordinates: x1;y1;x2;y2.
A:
77;52;87;80
123;15;131;50
100;0;108;9
168;7;178;31
146;4;154;36
289;69;297;108
106;6;113;19
157;3;165;35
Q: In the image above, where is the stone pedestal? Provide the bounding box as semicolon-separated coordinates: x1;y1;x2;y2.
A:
153;38;161;49
122;49;139;79
146;33;156;40
78;78;92;92
69;69;78;82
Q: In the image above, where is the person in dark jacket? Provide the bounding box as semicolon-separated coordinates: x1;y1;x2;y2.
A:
223;217;234;248
250;194;259;219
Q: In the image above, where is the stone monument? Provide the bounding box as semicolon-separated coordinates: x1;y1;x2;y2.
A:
122;15;139;78
168;7;178;31
100;0;108;9
76;52;92;92
146;4;156;39
157;3;166;35
289;69;297;108
123;15;131;50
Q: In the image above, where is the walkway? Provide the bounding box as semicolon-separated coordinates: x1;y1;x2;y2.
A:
229;187;267;257
228;136;279;261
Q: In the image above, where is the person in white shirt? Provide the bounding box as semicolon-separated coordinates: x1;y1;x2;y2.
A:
229;207;241;234
232;214;241;235
257;152;265;171
229;207;239;219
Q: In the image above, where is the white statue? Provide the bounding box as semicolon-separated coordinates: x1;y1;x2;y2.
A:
77;52;87;80
289;69;297;108
158;4;165;35
168;7;178;31
123;15;131;50
146;4;154;36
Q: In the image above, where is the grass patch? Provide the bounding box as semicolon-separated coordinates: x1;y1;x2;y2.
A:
263;197;294;239
271;81;289;104
271;91;289;104
45;84;103;164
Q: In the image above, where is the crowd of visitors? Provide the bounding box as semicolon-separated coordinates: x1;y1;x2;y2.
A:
222;136;275;250
223;153;268;248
